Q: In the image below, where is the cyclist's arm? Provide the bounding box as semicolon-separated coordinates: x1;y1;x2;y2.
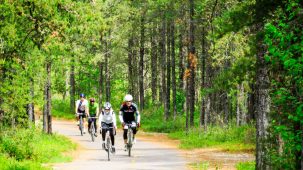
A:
113;111;117;128
136;111;141;123
119;111;124;123
98;110;103;127
132;103;140;123
75;101;78;114
85;100;89;116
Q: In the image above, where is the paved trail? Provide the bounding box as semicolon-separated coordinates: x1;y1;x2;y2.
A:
52;120;188;170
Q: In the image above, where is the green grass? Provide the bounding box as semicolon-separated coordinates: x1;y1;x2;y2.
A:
141;106;255;152
52;99;74;120
0;127;76;169
236;161;255;170
189;162;210;170
168;125;255;152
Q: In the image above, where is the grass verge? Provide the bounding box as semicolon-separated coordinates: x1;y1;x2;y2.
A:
53;99;74;120
141;107;255;152
0;127;76;170
236;161;255;170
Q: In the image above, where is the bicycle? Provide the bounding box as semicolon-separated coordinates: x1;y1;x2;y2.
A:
78;113;85;136
125;122;137;157
102;125;114;161
88;116;98;142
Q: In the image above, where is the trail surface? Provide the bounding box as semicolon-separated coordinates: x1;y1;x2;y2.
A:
52;120;188;170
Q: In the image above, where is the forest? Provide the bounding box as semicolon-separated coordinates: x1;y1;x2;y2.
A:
0;0;302;169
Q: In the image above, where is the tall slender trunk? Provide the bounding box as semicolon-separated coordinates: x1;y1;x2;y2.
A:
44;61;52;134
105;31;111;102
171;21;177;120
161;13;167;120
70;54;75;114
139;14;145;111
166;19;171;120
236;84;241;126
255;23;270;170
28;78;35;123
133;42;139;103
158;26;163;102
128;38;134;95
98;62;103;109
151;26;157;102
200;26;206;127
188;0;196;127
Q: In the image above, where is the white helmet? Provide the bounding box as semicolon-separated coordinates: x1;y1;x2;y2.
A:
104;102;111;110
124;94;133;102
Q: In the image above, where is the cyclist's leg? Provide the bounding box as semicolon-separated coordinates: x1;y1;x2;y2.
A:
123;129;128;144
101;123;107;141
88;118;92;132
109;123;115;146
83;114;87;132
93;118;97;133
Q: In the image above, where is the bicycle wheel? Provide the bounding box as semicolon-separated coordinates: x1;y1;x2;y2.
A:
106;134;111;161
127;128;133;157
79;117;83;136
91;123;95;142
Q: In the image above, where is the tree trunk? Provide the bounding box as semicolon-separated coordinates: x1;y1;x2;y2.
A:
43;61;52;134
151;26;157;102
237;84;241;126
70;54;75;114
128;38;134;95
98;62;104;109
27;78;35;123
171;21;177;120
200;26;206;127
105;31;111;102
166;19;171;120
255;24;270;170
158;26;163;102
160;13;167;120
139;14;145;111
188;0;196;127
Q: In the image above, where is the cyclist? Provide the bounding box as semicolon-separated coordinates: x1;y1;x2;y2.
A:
75;93;88;134
88;98;99;137
119;94;141;151
100;102;117;153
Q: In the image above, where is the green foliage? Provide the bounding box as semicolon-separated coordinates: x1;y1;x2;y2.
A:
264;0;303;168
189;162;209;170
0;127;75;169
0;154;45;170
236;161;255;170
141;106;255;152
52;99;74;120
169;125;255;151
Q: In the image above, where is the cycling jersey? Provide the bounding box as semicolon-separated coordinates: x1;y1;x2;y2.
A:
76;99;88;113
119;103;140;123
89;102;98;116
99;109;117;127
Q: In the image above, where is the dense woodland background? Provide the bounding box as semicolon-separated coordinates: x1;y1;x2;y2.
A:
0;0;302;169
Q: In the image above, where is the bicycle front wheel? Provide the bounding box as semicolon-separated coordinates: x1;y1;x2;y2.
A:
127;129;133;157
91;123;95;142
106;136;110;161
79;117;83;136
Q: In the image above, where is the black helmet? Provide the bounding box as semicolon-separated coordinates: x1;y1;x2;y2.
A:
80;93;85;98
90;98;95;102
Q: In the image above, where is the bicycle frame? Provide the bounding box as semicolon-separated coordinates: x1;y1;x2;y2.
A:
103;125;114;161
88;116;98;142
125;123;136;157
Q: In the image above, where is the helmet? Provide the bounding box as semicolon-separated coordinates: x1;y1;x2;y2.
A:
90;98;95;102
80;93;85;98
124;94;133;102
104;102;111;110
